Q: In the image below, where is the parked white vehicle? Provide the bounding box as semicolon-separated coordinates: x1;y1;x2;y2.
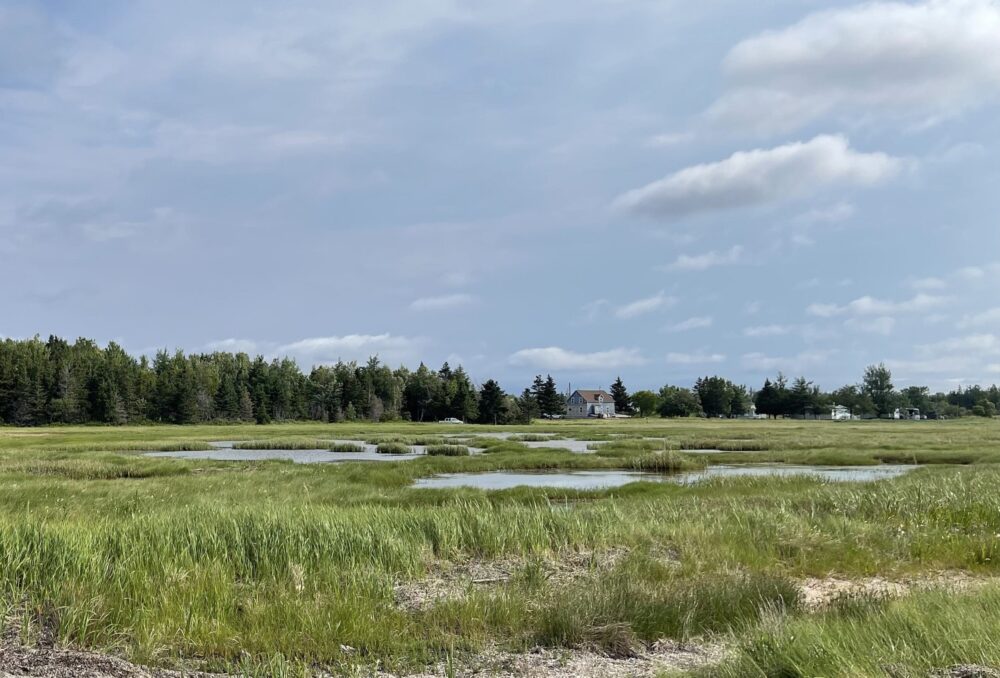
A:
439;417;464;424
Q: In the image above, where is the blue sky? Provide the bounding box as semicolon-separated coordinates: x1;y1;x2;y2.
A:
3;0;1000;392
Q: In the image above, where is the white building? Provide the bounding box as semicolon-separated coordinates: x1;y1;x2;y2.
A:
566;390;616;418
831;404;852;421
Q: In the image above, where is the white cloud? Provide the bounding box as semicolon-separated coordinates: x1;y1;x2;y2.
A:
957;266;989;281
205;338;259;354
509;346;646;370
708;0;1000;133
278;333;420;364
409;293;476;312
794;202;855;225
918;333;1000;356
807;293;947;318
666;316;713;332
959;307;1000;329
666;351;726;365
615;135;900;220
845;316;896;335
581;299;609;322
615;291;676;319
741;349;836;372
667;245;744;272
743;324;793;338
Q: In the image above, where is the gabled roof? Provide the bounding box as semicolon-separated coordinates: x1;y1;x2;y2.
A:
572;389;614;403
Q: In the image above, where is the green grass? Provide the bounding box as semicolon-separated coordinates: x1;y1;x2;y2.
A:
425;445;470;457
0;419;998;675
233;438;328;450
701;585;1000;677
328;442;366;453
377;442;413;455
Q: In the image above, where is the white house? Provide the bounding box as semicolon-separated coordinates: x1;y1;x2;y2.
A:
566;390;616;418
831;404;852;421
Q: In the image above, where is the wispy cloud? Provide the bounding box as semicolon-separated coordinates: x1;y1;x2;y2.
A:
205;338;260;355
409;293;476;312
615;135;900;221
666;351;725;365
741;349;836;373
958;307;1000;329
278;333;421;364
845;316;895;335
615;291;676;319
666;316;713;332
509;346;646;370
645;132;694;148
666;245;743;272
807;293;947;318
743;324;793;338
794;202;855;225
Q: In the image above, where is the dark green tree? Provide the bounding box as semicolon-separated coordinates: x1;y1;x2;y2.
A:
609;377;633;415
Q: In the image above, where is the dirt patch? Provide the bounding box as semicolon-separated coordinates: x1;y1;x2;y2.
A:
800;571;987;610
0;644;215;677
394;548;654;612
930;666;1000;678
372;641;725;677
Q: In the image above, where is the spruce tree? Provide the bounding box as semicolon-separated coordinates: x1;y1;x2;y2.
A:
610;376;632;415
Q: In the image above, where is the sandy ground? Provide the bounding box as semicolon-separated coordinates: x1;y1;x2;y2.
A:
799;570;988;610
0;644;213;677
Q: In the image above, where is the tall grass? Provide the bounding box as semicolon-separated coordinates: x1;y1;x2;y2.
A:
328;442;366;453
426;445;470;457
703;585;1000;677
0;420;998;673
377;442;413;455
233;439;327;450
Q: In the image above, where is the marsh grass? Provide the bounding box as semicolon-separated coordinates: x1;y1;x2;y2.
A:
233;439;327;450
412;436;448;446
0;420;998;674
703;585;1000;677
377;442;414;455
426;445;470;457
367;435;416;445
328;442;366;453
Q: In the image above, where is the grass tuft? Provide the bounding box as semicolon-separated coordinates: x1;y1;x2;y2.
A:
377;442;413;455
426;445;470;457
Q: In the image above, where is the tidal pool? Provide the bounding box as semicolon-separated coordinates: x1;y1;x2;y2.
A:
412;464;915;490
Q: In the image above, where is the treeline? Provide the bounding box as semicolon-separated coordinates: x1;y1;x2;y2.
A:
0;335;567;426
1;337;998;426
630;364;1000;419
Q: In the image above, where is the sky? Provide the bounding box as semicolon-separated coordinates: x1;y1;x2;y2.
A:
2;0;1000;393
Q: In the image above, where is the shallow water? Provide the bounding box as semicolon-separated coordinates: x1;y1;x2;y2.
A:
412;470;669;490
412;464;915;490
146;449;425;463
676;464;914;483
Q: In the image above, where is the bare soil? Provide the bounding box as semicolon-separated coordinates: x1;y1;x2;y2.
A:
799;571;988;610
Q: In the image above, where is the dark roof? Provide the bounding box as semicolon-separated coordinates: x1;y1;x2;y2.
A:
571;389;614;403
